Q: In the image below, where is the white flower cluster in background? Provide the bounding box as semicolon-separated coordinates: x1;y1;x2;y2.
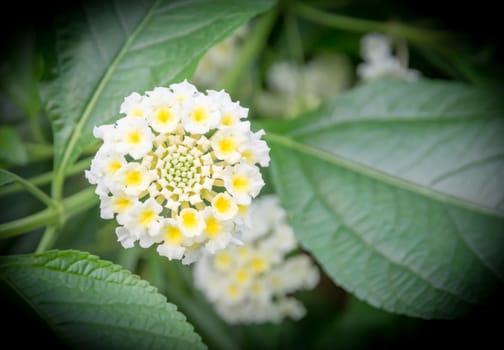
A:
255;53;352;118
85;81;270;264
192;25;248;88
357;32;420;81
193;195;320;324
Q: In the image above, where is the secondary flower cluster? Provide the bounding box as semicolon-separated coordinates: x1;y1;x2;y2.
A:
193;195;320;324
85;81;270;264
192;25;248;88
255;53;352;119
357;32;420;81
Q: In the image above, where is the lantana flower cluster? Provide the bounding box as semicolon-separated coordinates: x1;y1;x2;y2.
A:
192;25;248;88
255;53;352;119
193;195;320;324
357;32;420;81
85;81;270;264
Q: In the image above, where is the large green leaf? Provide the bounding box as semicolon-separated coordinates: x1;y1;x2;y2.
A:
0;250;206;349
41;0;274;172
263;79;504;319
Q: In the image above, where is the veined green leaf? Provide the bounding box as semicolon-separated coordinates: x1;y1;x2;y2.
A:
41;0;274;175
0;250;206;349
263;79;504;319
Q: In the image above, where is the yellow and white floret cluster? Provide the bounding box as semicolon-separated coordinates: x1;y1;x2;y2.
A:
85;81;270;264
193;195;320;324
357;32;420;81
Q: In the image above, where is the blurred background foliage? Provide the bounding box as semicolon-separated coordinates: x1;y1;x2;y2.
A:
1;0;502;349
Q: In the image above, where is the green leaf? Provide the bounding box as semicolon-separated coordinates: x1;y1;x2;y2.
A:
263;79;504;319
41;0;275;175
0;250;206;350
0;126;28;166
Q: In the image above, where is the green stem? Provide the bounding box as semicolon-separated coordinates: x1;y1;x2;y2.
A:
36;187;98;252
285;9;304;64
0;187;98;240
0;207;59;239
25;143;54;162
0;169;55;208
294;2;451;45
217;5;279;93
35;225;58;253
28;112;47;144
0;157;91;197
284;8;307;111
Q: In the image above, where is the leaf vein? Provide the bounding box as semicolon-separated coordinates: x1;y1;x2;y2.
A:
429;153;504;186
299;157;475;305
54;0;162;198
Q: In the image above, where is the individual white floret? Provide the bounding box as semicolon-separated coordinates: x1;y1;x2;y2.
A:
119;198;163;240
120;92;148;118
222;162;265;205
181;94;220;134
211;192;238;221
113;162;151;196
115;116;155;159
156;219;187;260
210;128;247;163
178;207;205;237
240;129;270;167
144;86;181;133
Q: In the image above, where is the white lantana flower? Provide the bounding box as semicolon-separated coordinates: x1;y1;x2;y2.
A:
85;81;269;264
193;195;320;324
222;162;265;205
120;92;148;117
357;32;420;81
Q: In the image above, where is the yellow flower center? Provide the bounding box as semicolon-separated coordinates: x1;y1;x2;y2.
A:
125;170;142;186
192;106;208;123
234;268;250;284
232;175;249;193
107;159;122;175
113;197;132;212
221;113;235;126
182;211;198;229
165;225;183;244
127;130;141;144
250;256;268;273
139;209;156;226
215;252;231;269
214;195;231;214
241;149;254;163
218;138;236;154
206;217;221;238
156;107;172;123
